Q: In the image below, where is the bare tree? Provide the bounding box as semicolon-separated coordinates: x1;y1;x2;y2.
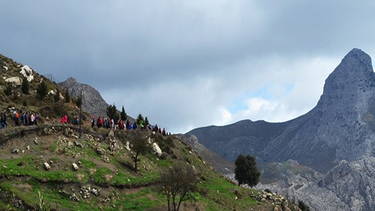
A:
158;163;199;211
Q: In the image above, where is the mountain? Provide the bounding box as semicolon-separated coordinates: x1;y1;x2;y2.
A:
58;77;109;119
1;53;298;210
0;53;87;123
187;48;375;210
58;77;134;122
176;134;235;175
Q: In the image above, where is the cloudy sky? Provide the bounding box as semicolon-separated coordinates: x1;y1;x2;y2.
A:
1;1;375;133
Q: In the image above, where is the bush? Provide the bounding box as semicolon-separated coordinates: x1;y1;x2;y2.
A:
235;154;261;187
37;81;48;99
21;78;29;94
298;200;311;211
4;82;12;96
65;89;70;103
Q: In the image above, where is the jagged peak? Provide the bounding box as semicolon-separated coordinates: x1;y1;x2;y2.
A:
60;77;78;89
318;48;375;107
65;77;77;84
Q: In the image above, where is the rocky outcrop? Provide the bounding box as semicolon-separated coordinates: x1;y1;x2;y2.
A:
58;77;109;118
188;49;375;210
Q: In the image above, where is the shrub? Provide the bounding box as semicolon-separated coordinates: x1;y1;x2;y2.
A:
21;78;29;94
37;81;48;99
298;200;311;211
65;89;70;103
157;163;199;211
4;82;12;96
235;154;261;187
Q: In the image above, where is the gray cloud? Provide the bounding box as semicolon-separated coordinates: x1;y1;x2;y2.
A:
1;1;374;132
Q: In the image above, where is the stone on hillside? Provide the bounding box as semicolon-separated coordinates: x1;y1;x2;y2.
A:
34;138;39;145
5;77;22;86
75;141;83;148
151;143;162;157
70;193;80;202
108;129;115;139
43;127;54;135
12;148;20;154
72;163;79;171
96;147;105;155
19;65;34;82
44;162;51;170
125;141;130;150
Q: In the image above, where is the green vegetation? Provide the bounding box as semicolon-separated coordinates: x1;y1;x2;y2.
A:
0;127;269;210
299;200;311;211
120;105;127;121
4;82;12;96
54;89;60;102
0;53;287;210
37;80;48;99
158;163;199;211
136;113;144;125
64;89;70;103
21;77;29;94
235;154;261;187
106;103;119;122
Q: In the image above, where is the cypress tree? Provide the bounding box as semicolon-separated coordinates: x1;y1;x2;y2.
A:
65;89;70;103
37;80;48;99
21;78;29;94
120;106;127;121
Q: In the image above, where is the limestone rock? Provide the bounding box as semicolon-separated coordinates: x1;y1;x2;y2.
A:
44;162;51;170
5;77;22;86
72;163;79;171
11;148;20;154
151;143;162;157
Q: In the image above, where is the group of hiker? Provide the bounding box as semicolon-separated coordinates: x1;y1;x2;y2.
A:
1;110;168;135
89;116;167;135
0;111;38;128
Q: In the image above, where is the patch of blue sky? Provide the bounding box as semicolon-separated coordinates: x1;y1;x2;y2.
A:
227;83;295;114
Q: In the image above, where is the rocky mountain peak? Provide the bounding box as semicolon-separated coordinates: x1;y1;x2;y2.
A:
318;48;375;109
58;78;109;118
63;77;78;87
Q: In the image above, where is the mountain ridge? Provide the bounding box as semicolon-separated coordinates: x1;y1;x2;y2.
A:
187;48;375;210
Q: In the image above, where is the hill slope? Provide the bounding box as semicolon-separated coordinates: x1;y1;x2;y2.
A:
0;52;300;211
0;124;290;211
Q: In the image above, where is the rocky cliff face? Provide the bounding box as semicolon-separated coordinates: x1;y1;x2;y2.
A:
187;48;375;210
264;48;375;173
58;77;109;118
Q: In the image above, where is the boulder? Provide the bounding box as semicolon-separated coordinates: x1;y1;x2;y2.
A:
5;77;22;86
152;143;162;157
72;163;79;171
44;162;51;170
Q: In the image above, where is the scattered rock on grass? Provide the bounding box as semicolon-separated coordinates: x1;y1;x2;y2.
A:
72;163;79;171
44;162;51;170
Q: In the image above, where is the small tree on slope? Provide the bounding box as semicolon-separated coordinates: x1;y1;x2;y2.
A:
234;154;260;187
158;163;199;211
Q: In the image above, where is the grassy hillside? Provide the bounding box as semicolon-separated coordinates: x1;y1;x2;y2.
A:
0;125;275;210
0;53;300;210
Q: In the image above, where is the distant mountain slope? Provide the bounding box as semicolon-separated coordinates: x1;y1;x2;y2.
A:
176;134;235;175
186;119;291;164
189;48;375;174
188;48;375;210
